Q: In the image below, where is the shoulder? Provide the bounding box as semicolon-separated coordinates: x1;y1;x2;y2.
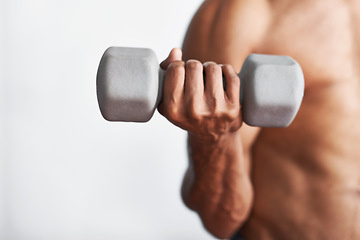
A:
182;0;272;71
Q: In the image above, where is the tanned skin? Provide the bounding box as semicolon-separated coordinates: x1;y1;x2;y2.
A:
158;0;360;239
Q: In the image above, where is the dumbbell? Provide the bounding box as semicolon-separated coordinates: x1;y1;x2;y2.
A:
97;47;304;127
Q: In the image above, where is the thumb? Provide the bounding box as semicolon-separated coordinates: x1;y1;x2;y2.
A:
160;48;182;69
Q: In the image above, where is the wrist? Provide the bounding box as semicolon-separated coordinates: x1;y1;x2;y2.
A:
188;129;241;145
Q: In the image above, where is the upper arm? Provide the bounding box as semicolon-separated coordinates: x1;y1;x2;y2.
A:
182;0;270;158
182;0;270;68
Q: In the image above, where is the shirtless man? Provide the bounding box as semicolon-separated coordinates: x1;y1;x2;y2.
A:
158;0;360;239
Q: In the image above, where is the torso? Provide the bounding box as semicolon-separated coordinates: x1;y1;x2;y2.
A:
184;0;360;239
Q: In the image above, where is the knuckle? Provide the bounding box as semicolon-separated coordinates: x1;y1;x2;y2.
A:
189;115;202;127
186;60;203;72
227;104;241;120
214;109;226;120
165;103;181;120
186;101;201;121
209;101;240;120
223;65;239;80
204;62;221;74
222;64;234;72
188;109;201;123
168;61;185;77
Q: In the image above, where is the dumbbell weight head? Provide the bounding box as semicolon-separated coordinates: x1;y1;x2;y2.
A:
97;47;304;127
97;47;163;122
239;54;304;127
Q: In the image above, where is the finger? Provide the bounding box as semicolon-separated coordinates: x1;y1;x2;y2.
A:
160;48;183;70
222;64;240;103
159;61;185;113
203;62;224;98
185;60;204;100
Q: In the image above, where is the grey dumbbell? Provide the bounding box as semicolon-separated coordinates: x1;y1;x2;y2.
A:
97;47;304;127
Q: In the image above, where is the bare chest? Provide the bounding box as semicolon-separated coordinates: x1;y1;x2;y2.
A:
245;83;360;240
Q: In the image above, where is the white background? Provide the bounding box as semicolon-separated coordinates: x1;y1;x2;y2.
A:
0;0;218;239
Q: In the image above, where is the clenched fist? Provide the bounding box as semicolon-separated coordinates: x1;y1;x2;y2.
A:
158;48;242;142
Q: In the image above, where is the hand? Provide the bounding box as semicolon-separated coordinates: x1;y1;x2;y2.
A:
158;48;242;142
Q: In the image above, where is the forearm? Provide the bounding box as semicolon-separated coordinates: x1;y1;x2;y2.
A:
182;130;253;238
158;48;254;238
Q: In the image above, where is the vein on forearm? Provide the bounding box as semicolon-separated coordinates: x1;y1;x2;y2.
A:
184;131;249;211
